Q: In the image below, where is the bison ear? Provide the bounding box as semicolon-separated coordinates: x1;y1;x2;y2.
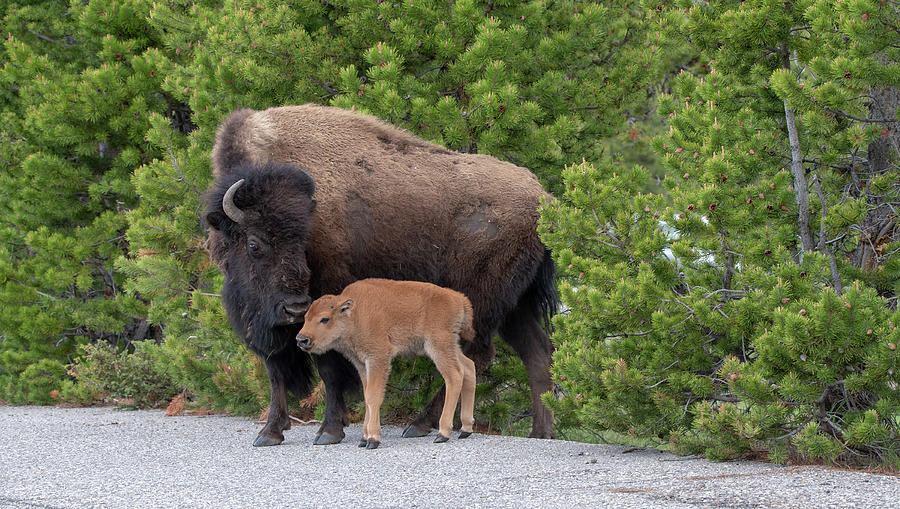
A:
339;299;354;316
206;211;228;231
310;199;317;213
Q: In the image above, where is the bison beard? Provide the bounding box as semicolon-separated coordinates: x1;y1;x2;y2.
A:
205;104;558;446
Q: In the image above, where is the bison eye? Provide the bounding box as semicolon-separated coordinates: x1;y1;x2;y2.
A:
320;317;330;324
247;238;261;257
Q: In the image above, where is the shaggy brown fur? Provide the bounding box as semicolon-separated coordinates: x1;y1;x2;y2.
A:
297;279;477;449
212;105;550;300
207;104;557;447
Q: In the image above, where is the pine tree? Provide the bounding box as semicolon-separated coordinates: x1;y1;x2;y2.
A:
0;0;170;403
542;0;899;465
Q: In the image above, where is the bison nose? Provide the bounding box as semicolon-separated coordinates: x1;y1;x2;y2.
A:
296;334;311;351
280;296;311;321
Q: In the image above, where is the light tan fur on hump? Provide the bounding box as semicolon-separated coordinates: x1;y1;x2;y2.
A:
241;111;279;165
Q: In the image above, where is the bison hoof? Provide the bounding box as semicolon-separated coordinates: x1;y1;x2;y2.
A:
528;430;556;439
365;440;380;449
458;431;472;439
433;434;449;443
253;434;284;447
358;439;368;448
401;423;431;438
313;431;344;446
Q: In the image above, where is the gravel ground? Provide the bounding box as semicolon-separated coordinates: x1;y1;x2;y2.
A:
0;406;897;508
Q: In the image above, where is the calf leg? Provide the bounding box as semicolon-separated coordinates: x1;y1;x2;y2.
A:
314;350;357;445
429;338;464;442
499;304;556;439
458;351;477;437
402;335;495;438
362;356;390;449
254;358;291;447
357;372;370;447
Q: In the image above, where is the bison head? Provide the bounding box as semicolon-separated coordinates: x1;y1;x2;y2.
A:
205;163;317;356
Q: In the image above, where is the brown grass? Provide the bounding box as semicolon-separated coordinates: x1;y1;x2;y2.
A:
165;393;186;416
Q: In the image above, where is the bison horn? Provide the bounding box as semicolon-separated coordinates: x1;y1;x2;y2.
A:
223;178;246;224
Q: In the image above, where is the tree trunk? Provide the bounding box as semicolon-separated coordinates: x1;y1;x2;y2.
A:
784;102;815;253
850;59;899;271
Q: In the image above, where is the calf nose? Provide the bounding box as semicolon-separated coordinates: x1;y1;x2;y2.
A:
280;295;311;321
296;334;311;351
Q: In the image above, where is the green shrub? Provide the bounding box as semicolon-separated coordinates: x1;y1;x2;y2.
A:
66;342;177;408
541;157;899;467
4;358;67;405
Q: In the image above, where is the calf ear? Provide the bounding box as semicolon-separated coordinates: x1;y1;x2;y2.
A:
339;299;354;316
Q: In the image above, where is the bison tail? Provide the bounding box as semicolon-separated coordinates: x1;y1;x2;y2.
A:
531;249;559;332
460;299;476;343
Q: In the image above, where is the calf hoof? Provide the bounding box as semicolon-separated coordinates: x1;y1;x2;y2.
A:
401;422;432;438
253;434;284;447
313;431;344;446
366;440;380;449
433;434;450;443
458;431;472;439
358;439;368;448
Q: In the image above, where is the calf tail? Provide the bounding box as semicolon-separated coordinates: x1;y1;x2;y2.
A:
459;298;476;342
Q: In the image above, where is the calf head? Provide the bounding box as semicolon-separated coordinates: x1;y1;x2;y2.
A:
205;163;317;355
296;295;354;355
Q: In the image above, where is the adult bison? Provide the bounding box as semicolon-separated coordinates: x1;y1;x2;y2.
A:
204;104;557;446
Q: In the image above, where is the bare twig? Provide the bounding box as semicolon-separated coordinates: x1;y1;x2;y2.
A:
812;174;843;294
603;330;653;340
288;415;321;425
704;289;746;300
822;105;900;124
27;30;76;47
166;145;202;196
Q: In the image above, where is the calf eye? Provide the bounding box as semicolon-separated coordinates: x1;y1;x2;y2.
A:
320;317;330;324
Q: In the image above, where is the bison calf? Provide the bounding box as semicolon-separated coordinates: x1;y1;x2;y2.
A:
296;278;477;449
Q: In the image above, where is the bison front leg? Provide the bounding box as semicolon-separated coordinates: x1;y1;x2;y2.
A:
313;350;356;445
255;357;292;447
